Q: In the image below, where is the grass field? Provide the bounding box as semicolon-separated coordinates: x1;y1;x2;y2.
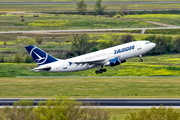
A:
0;77;180;98
1;3;180;12
0;76;180;120
0;14;159;31
0;54;179;77
1;0;180;2
0;14;180;32
124;14;180;26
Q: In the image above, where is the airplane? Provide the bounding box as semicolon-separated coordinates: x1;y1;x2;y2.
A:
25;40;156;74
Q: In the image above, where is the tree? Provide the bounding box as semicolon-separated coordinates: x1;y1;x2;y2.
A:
125;106;180;120
98;35;135;50
71;33;98;55
98;40;115;49
173;37;180;53
119;5;127;17
4;41;7;45
95;0;106;15
120;34;135;44
24;56;33;63
146;35;173;55
0;56;5;63
115;5;128;17
35;35;44;44
0;100;37;120
0;97;112;120
12;53;23;63
76;0;87;15
34;97;111;120
34;97;81;120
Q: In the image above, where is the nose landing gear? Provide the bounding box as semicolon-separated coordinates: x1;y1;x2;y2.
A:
139;55;143;62
95;67;107;74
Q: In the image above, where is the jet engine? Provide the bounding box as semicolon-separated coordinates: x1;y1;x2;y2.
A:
105;57;126;66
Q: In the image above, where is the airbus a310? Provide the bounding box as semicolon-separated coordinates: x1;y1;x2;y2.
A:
25;40;156;74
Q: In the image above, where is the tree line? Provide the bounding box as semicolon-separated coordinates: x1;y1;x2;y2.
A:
71;34;180;56
67;0;180;16
146;35;180;55
0;97;111;120
1;97;180;120
77;0;106;15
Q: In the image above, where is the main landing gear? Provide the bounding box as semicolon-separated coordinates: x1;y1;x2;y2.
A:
139;55;143;62
95;67;107;74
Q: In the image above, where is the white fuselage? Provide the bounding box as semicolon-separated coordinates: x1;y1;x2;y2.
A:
34;41;156;72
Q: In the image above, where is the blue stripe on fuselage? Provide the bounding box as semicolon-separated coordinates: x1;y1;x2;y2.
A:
114;45;135;54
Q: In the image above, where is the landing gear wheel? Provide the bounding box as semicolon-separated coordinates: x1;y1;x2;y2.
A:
139;59;143;62
102;69;107;72
139;55;143;62
95;68;107;74
95;70;99;74
99;70;102;74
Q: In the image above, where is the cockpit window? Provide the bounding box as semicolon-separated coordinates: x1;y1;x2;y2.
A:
146;42;151;44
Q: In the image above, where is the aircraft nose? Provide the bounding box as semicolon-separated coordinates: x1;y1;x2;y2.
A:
152;42;156;48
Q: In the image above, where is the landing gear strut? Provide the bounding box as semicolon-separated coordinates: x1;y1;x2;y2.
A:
95;67;107;74
139;55;143;62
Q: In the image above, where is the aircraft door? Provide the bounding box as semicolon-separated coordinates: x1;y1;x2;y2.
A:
136;42;142;50
107;51;114;59
62;61;68;69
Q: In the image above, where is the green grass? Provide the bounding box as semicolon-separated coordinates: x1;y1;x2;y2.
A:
0;14;180;32
1;3;180;12
124;14;180;26
0;14;159;31
1;0;180;2
0;14;180;33
0;77;180;98
0;54;180;77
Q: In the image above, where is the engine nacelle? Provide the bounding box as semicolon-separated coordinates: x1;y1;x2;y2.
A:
105;57;126;66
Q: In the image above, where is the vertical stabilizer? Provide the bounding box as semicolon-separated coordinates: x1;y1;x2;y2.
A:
25;45;58;66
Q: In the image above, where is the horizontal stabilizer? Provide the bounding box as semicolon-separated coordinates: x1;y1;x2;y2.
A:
31;66;51;72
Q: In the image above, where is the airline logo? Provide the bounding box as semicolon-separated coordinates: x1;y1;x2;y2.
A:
114;45;135;54
25;45;58;65
30;47;48;65
32;51;48;64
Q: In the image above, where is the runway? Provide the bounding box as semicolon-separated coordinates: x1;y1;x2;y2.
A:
1;98;180;108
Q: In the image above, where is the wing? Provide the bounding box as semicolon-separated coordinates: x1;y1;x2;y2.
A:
69;58;106;65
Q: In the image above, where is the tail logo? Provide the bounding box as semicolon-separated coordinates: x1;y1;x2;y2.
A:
30;47;48;65
25;45;58;65
33;51;47;64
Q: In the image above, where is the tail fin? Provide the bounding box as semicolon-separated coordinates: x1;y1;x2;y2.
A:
25;45;58;66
